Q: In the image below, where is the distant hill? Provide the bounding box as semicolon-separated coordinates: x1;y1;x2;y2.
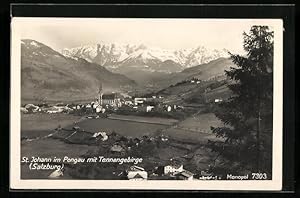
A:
155;78;233;105
21;39;136;103
154;58;235;90
147;58;236;105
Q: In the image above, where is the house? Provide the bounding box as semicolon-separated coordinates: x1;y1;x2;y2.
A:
164;164;184;175
76;105;83;110
86;104;92;108
214;99;223;103
95;105;105;113
46;106;64;114
134;98;146;105
146;105;154;112
92;131;108;141
161;135;169;142
21;107;28;113
175;170;194;180
95;106;102;113
48;169;64;178
124;100;133;106
167;105;172;112
110;144;125;153
25;104;39;112
127;166;148;180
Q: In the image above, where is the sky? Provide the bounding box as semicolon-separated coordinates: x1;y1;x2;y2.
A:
14;18;276;54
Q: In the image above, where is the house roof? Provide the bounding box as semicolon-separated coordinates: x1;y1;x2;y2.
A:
133;173;144;179
102;93;121;100
130;165;145;171
179;170;194;178
127;171;148;179
165;164;182;169
110;145;124;152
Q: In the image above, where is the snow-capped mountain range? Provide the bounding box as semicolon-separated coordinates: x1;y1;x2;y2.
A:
62;42;229;73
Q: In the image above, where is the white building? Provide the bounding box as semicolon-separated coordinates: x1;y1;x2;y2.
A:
46;106;64;114
146;105;154;112
167;106;172;112
164;164;183;175
127;166;148;180
25;104;39;112
48;169;64;178
214;99;223;103
92;131;108;141
124;100;133;106
134;98;146;105
21;107;28;113
96;106;102;113
92;102;99;109
86;104;92;108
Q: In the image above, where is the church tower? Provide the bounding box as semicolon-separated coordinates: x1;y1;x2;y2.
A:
98;83;103;105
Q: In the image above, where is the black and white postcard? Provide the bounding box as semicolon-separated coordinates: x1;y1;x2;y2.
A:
10;18;283;190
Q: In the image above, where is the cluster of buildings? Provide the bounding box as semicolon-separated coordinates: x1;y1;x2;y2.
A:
21;103;73;114
126;164;195;181
21;82;188;116
95;85;181;114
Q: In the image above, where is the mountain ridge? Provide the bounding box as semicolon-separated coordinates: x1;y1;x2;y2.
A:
21;39;137;103
62;42;230;73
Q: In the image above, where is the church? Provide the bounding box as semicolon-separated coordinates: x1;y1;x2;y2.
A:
98;84;122;107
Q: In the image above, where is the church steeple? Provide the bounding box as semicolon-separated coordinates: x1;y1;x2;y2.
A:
98;83;103;105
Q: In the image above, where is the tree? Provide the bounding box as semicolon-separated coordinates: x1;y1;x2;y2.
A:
209;26;274;176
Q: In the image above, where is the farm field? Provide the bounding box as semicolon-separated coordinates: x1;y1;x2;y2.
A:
178;113;223;133
21;112;222;141
205;84;232;102
162;128;220;144
161;113;224;144
21;113;82;131
76;117;169;138
108;113;178;125
20;112;223;179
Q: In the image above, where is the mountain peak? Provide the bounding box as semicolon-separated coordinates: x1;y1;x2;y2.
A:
62;42;230;73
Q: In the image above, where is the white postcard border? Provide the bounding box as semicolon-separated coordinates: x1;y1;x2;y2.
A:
10;18;283;190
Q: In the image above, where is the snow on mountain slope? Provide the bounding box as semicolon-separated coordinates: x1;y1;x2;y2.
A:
62;42;229;72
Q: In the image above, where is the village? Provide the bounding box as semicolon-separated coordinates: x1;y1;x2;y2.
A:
21;78;225;117
21;79;227;180
21;90;181;116
44;123;217;180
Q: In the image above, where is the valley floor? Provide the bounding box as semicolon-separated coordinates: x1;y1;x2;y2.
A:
20;112;222;179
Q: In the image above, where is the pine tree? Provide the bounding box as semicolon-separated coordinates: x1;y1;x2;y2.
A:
209;26;274;176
